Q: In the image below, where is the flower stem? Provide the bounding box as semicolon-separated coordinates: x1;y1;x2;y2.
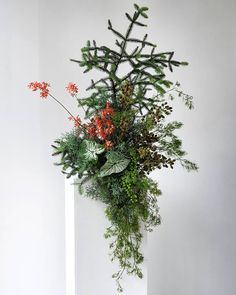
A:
49;93;74;118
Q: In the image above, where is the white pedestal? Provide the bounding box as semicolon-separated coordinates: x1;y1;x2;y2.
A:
65;178;147;295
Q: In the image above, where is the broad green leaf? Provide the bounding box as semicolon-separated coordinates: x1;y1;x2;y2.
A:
98;151;130;177
80;140;104;161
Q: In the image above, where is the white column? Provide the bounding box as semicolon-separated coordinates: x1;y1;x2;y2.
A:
65;178;147;295
65;178;75;295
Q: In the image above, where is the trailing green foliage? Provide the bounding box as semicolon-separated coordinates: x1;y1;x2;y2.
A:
52;3;198;293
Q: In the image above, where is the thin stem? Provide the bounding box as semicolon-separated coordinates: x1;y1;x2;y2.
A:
116;267;125;282
49;93;74;118
79;102;86;114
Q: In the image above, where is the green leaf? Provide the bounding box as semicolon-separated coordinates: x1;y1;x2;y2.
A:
109;27;125;40
134;21;147;27
81;47;89;52
134;3;140;11
98;151;130;177
180;159;199;172
125;13;133;22
86;40;91;47
108;19;112;29
140;7;149;12
80;140;105;161
52;150;62;156
140;11;148;18
159;80;173;88
155;84;166;95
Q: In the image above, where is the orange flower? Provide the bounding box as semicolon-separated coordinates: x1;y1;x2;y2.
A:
85;101;116;141
85;122;97;138
104;124;115;136
28;81;50;98
66;82;78;96
100;101;115;119
88;127;96;138
68;115;81;127
104;140;113;150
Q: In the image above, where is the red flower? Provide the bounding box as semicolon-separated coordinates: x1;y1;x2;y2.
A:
85;124;97;138
85;101;116;141
28;81;50;98
104;124;115;136
66;82;78;97
100;101;115;119
104;140;113;150
69;115;81;127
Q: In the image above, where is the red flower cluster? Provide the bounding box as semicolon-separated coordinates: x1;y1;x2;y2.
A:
85;101;115;150
100;101;115;119
104;140;113;150
69;115;81;127
66;82;78;96
28;81;50;98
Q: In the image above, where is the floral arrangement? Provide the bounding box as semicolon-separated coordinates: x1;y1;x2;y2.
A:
28;3;198;292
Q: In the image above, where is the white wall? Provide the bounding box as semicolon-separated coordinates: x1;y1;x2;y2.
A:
148;1;236;295
0;0;66;294
0;0;236;295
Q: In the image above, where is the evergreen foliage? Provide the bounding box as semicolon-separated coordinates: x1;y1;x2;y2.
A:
45;3;198;292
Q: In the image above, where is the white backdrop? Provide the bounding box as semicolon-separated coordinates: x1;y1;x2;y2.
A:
0;0;236;295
